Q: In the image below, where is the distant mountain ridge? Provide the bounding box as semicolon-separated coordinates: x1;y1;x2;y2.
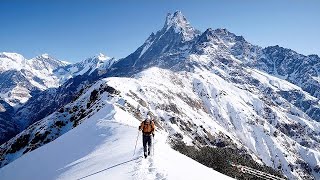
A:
0;52;68;106
0;52;116;144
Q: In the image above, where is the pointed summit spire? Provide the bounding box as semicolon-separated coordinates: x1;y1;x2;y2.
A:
163;11;200;41
164;11;188;30
40;53;50;59
96;53;111;61
35;53;53;60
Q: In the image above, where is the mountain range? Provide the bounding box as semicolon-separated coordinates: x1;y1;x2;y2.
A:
0;11;319;179
0;52;116;143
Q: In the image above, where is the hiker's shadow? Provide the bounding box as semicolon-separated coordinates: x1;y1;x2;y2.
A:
76;156;143;180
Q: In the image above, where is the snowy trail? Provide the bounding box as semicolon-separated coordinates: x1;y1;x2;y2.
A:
0;105;233;180
133;138;168;180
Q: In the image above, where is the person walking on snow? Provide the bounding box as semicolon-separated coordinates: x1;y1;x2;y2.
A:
139;114;155;158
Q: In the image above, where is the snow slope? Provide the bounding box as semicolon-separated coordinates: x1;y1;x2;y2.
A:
0;82;232;180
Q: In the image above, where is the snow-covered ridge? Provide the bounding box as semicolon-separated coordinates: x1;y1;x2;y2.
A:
0;75;233;179
54;53;117;82
0;52;67;73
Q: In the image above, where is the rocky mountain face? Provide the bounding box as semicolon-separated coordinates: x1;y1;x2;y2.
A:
253;46;320;121
0;11;319;179
0;100;17;145
255;46;320;98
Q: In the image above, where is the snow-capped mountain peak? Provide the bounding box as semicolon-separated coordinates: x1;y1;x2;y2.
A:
96;53;110;61
211;28;246;47
31;54;69;71
192;27;261;63
0;52;26;72
198;28;218;41
163;10;200;41
80;53;114;66
54;53;117;81
0;52;25;62
164;11;187;29
40;53;49;59
111;11;202;72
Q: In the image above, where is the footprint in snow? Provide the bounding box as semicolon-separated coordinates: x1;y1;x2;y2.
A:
148;157;154;163
155;172;167;180
148;167;155;173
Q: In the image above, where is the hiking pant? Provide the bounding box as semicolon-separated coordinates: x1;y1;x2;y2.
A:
142;134;152;156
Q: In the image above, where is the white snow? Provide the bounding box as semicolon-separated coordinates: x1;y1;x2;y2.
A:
41;53;49;59
138;40;153;59
0;52;26;72
97;53;111;61
249;68;319;101
0;103;5;112
249;69;300;91
312;76;320;83
0;86;31;106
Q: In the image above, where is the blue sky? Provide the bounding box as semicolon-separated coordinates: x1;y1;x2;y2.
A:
0;0;319;62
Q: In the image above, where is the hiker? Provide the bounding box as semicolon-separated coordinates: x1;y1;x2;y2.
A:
138;114;155;158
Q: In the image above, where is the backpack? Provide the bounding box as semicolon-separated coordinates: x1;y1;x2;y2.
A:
141;120;154;134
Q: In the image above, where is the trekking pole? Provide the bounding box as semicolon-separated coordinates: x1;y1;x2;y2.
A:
133;131;140;157
152;135;155;156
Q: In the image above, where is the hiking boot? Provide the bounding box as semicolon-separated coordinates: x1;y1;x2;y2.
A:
148;151;151;156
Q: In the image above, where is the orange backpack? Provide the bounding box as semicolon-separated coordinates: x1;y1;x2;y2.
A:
142;120;154;133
